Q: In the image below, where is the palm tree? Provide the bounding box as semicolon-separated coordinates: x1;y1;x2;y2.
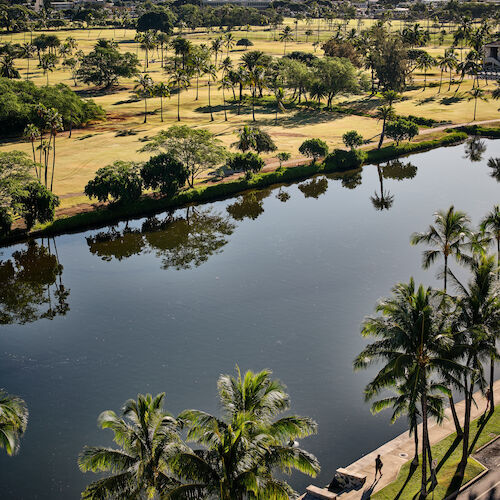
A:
370;165;394;211
439;49;458;92
223;33;235;56
154;82;171;122
417;52;436;90
134;74;154;124
211;37;223;67
136;30;157;70
23;123;40;170
38;53;57;86
235;66;248;116
0;54;20;79
448;255;500;473
20;42;34;81
169;70;190;122
78;393;182;499
273;87;286;125
411;206;470;291
481;205;500;273
204;63;217;121
467;87;488;122
354;279;458;498
0;389;28;456
46;108;63;191
375;105;396;149
248;66;266;122
219;57;233;122
191;49;209;101
279;26;293;55
169;368;320;499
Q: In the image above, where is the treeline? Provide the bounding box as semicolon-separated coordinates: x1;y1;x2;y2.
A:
0;78;104;136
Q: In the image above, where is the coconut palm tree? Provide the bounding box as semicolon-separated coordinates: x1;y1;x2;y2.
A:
78;393;182;499
411;206;470;292
0;390;28;456
219;56;233;121
370;165;394;211
467;87;488;122
154;82;171;122
169;70;190;122
223;33;235;57
481;205;500;272
134;73;154;124
417;52;436;90
273;87;286;125
46;109;63;191
204;63;217;121
448;255;500;473
211;37;223;67
0;54;20;79
376;105;396;150
279;26;294;55
439;49;458;92
248;66;266;122
23;123;40;169
169;368;320;500
354;279;458;498
38;53;57;86
191;48;209;101
20;42;34;81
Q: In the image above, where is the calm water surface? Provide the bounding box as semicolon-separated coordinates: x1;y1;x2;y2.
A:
1;139;499;499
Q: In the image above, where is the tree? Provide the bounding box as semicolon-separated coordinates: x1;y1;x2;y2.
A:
273;86;286;126
210;37;223;67
13;180;60;230
84;161;142;204
467;87;488;122
354;279;456;498
19;42;34;81
236;38;253;50
79;393;181;499
279;25;294;55
411;206;470;292
299;138;329;163
140;126;227;188
136;30;157;70
141;153;189;196
342;130;363;150
371;31;409;91
226;151;265;176
77;40;139;88
46;108;63;191
169;69;190;122
223;32;235;56
375;105;396;150
481;205;500;273
385;118;419;146
190;47;209;101
23;124;40;167
154;82;171;123
219;56;233;122
276;151;291;168
134;74;154;124
170;368;319;499
0;55;20;79
417;52;436;90
137;10;175;34
38;53;58;86
0;389;28;456
233;126;276;154
321;39;362;67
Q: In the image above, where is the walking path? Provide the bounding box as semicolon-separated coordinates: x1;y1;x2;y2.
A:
301;380;500;500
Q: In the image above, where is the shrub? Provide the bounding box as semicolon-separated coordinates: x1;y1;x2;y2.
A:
236;38;254;49
0;207;12;236
13;181;60;230
299;138;329;162
342;130;364;150
324;149;367;172
85;161;143;204
0;78;104;137
385;118;419;145
227;152;265;174
141;153;189;196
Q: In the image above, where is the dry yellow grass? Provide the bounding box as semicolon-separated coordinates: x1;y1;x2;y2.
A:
0;27;498;205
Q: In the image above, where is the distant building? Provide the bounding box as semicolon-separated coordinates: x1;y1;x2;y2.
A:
203;0;271;9
482;40;500;79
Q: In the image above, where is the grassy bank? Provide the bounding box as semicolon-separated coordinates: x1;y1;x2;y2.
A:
372;405;500;500
0;130;481;246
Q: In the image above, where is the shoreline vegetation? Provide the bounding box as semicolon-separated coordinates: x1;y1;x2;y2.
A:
1;126;498;247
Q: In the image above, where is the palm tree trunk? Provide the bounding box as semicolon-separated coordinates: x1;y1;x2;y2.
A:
378;118;386;149
444;254;448;292
177;86;180;121
222;85;227;121
26;56;30;81
438;69;443;93
252;87;255;122
209;81;213;121
449;394;463;436
196;75;199;100
473;97;477;121
50;135;56;191
144;96;147;123
160;96;163;122
459;382;472;474
448;70;452;91
489;360;494;413
420;394;429;498
412;426;419;465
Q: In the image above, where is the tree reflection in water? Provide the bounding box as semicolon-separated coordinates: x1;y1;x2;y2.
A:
464;136;487;162
487;158;500;182
0;239;69;325
87;206;235;271
226;189;271;221
298;177;329;199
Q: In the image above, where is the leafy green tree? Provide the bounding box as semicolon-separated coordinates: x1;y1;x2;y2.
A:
354;279;456;498
170;368;319;499
236;38;253;50
411;205;470;291
79;393;182;499
84;161;142;204
299;138;329;163
0;389;28;456
137;9;175;33
342;130;363;150
13;180;60;230
226;151;265;175
385;118;419;146
140;126;226;188
77;40;139;88
141;153;189;196
276;151;291;168
481;205;500;273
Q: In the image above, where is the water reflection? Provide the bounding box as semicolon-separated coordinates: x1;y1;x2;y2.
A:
0;240;69;325
371;165;395;211
87;207;235;271
487;158;500;182
226;189;271;221
464;136;487;162
298;178;329;199
339;169;363;190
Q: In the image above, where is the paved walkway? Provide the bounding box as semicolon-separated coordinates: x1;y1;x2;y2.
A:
301;380;500;500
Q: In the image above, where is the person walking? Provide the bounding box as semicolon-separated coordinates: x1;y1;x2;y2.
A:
375;454;383;479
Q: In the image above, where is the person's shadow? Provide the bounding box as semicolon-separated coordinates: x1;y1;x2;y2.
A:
361;476;381;499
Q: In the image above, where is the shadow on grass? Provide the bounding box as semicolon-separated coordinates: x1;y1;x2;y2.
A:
416;97;436;106
440;96;465;106
394;461;419;500
76;86;125;98
444;463;466;498
437;437;462;473
469;411;493;454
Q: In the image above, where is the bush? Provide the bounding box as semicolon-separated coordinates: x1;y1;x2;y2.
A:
299;138;329;162
13;181;60;230
0;207;12;236
141;153;189;196
385;118;419;145
85;161;143;204
324;149;367;172
236;38;253;49
342;130;364;150
0;78;104;137
226;152;265;174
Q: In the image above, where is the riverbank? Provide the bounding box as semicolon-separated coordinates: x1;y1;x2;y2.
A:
301;380;500;500
2;127;498;247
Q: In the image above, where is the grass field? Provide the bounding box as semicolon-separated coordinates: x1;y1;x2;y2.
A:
1;24;498;209
372;405;500;499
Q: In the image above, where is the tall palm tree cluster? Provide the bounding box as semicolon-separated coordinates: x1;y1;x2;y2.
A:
78;368;320;499
355;205;500;498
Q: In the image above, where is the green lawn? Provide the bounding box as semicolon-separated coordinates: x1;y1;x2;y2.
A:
373;405;500;500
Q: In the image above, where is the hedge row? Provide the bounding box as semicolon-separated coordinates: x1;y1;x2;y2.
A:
0;130;479;246
450;125;500;138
